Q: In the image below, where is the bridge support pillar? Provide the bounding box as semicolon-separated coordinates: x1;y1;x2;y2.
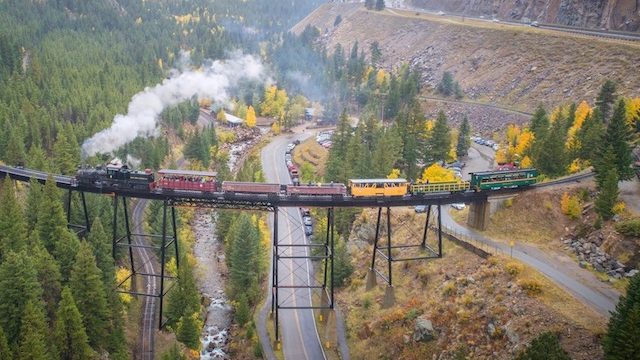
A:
271;206;335;346
367;205;443;306
112;197;178;330
382;285;395;309
467;200;490;230
65;188;91;237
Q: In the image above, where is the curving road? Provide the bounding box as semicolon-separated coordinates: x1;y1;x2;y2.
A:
449;143;620;317
259;131;326;360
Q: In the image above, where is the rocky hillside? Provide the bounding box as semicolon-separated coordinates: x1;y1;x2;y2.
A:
408;0;640;32
294;4;640;112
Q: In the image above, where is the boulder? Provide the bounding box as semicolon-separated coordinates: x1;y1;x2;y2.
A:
626;269;639;278
579;261;589;269
413;317;436;342
502;323;519;344
487;322;497;337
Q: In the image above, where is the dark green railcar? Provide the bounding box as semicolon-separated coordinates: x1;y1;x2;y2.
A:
470;168;538;191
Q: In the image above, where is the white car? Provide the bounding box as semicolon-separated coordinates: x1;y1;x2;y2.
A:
451;203;466;210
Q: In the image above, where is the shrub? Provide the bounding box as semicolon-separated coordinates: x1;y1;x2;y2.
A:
615;218;640;237
594;216;603;229
560;192;581;220
518;279;543;296
613;201;626;215
504;198;513;208
404;308;419;321
505;262;524;277
442;281;456;297
362;295;372;310
516;332;570;360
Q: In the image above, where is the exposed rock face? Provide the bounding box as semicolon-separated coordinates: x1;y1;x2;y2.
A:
408;0;640;32
413;316;437;342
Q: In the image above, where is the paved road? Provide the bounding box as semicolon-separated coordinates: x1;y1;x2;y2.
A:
260;132;326;360
447;143;620;317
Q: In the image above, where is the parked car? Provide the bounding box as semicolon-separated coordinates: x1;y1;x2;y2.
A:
301;208;311;217
451;203;466;210
304;225;313;236
303;217;312;226
415;205;427;213
492;144;499;151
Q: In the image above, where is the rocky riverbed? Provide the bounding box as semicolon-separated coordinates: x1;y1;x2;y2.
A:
193;211;232;359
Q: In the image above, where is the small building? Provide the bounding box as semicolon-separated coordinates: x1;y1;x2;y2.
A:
223;112;244;127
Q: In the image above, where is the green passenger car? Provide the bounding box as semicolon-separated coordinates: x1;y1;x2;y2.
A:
470;169;538;191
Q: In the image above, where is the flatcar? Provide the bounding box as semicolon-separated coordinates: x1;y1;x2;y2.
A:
221;181;281;195
153;169;217;192
348;178;409;197
470;168;538;191
286;183;347;196
411;180;470;194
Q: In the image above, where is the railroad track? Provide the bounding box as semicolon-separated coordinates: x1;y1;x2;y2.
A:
132;199;157;360
533;171;594;188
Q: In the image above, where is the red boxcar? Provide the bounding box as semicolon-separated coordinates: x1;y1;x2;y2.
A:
221;181;281;194
286;183;347;196
154;169;217;192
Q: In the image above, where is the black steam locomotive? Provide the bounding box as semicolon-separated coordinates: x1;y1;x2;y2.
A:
76;162;154;190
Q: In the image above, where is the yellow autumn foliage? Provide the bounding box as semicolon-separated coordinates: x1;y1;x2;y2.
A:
245;105;256;128
387;168;401;179
515;130;534;155
560;192;581;220
566;101;591;149
495;148;508;164
116;268;133;304
376;69;387;86
626;97;640;126
420;164;456;183
216;110;227;122
520;155;532;168
506;124;521;146
271;121;281;135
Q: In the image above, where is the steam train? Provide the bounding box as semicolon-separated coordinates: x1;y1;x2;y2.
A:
75;161;538;197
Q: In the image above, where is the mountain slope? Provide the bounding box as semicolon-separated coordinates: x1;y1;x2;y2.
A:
294;4;640;112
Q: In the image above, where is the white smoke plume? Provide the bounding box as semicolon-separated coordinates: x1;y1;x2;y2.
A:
81;51;266;157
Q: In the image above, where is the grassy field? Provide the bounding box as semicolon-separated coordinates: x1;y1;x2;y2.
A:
292;138;328;182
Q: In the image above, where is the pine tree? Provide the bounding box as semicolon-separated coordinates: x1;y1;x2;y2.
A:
0;251;43;345
37;176;67;253
53;226;81;282
53;131;77;175
161;344;185;360
603;273;640;359
25;178;43;231
165;253;200;327
0;179;27;259
515;332;569;360
235;293;250;326
54;287;95;360
375;0;385;11
5;126;26;166
595;80;617;122
456;116;471;157
69;241;110;350
333;238;353;287
595;168;619;220
576;112;604;163
364;0;375;10
32;246;62;322
437;72;455;97
369;41;382;68
86;218;115;287
176;312;201;350
26;145;49;172
345;124;367;179
326;110;352;183
0;327;10;360
17;301;50;360
604;100;634;181
425;111;451;164
227;213;261;302
535;117;567;177
529;105;550;141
